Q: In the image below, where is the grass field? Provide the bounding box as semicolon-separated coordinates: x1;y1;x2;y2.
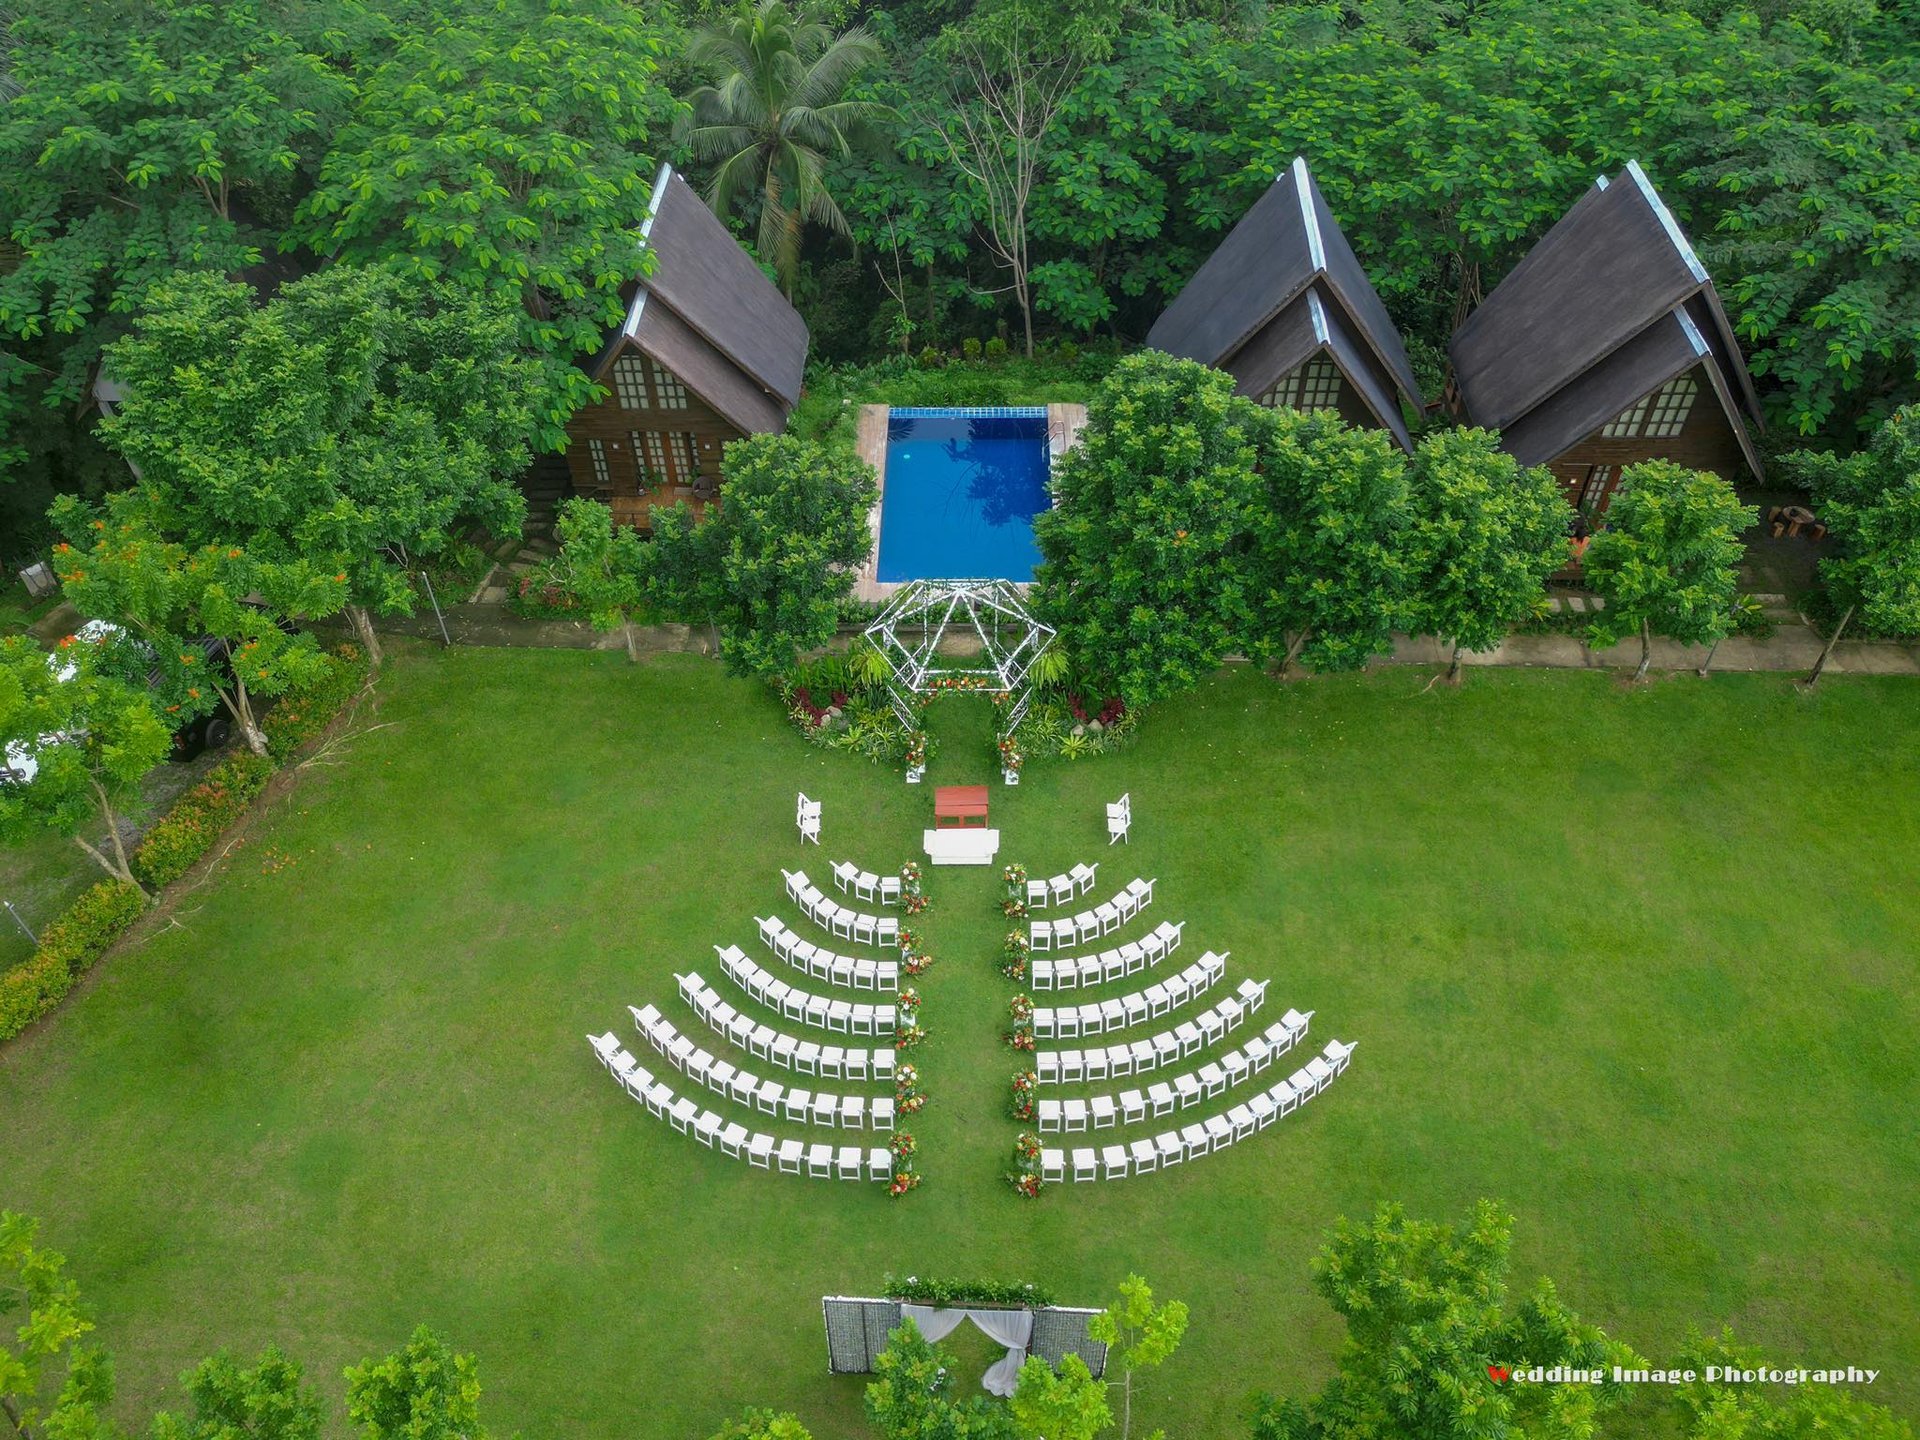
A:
2;646;1916;1438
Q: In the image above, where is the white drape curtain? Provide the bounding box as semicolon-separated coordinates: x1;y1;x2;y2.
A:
897;1306;1037;1396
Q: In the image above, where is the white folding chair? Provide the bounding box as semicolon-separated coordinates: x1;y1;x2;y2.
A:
831;861;857;894
1102;1144;1130;1180
1180;1121;1210;1159
1154;1130;1183;1168
1090;1095;1118;1129
1106;793;1131;844
1049;872;1075;906
1130;1137;1158;1174
1041;1149;1066;1184
806;1143;835;1178
777;1138;804;1173
1121;1089;1147;1125
867;1147;892;1181
1072;1147;1098;1183
836;1145;864;1180
747;1133;775;1169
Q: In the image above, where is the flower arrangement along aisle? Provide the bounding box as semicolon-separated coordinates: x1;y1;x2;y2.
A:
1000;862;1028;920
1006;1133;1045;1197
1008;1069;1037;1122
997;735;1024;774
896;1063;928;1117
896;924;924;958
1005;993;1034;1052
896;987;922;1022
1000;931;1029;982
900;861;930;915
895;1020;928;1051
889;1132;922;1198
903;946;935;977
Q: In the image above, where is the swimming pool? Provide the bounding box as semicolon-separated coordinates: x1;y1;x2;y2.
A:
875;407;1050;583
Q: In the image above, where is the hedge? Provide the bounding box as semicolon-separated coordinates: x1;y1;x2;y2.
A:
0;880;145;1040
2;646;367;1045
133;750;276;889
880;1275;1056;1307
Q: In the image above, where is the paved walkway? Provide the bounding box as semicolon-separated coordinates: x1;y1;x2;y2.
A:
29;599;1916;676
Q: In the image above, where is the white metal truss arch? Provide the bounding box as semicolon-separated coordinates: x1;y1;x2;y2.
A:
863;579;1056;731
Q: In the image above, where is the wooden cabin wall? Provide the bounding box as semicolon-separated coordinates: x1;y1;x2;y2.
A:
1545;363;1750;518
561;373;741;500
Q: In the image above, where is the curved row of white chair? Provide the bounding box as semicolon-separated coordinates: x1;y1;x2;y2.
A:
710;947;897;1035
589;1036;891;1180
1029;879;1156;951
678;973;897;1080
829;860;903;905
1040;1040;1355;1181
1023;863;1099;909
618;1010;894;1131
784;870;900;946
1030;921;1183;991
1034;951;1225;1038
1035;980;1269;1083
1034;1011;1312;1132
756;915;899;991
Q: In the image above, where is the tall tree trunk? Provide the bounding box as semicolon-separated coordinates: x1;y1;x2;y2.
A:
225;676;270;756
346;604;383;667
1447;641;1465;684
77;782;150;898
1018;276;1035;359
1806;604;1854;687
1633;618;1654;681
1277;629;1311;678
623;619;638;663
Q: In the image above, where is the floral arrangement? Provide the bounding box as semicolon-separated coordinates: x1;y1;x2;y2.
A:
896;1064;928;1116
1008;993;1034;1022
997;735;1024;772
1005;1133;1045;1197
1005;1018;1035;1052
1002;863;1027;888
896;924;923;955
929;674;998;692
1000;931;1030;982
890;1132;919;1162
903;949;935;977
897;987;922;1020
900;861;930;915
903;732;928;769
889;1166;923;1198
1008;1069;1038;1122
894;1022;928;1051
1002;896;1028;920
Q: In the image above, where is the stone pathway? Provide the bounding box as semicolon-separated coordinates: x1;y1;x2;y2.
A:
473;530;558;606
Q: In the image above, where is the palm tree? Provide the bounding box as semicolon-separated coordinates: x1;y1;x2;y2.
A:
680;0;891;294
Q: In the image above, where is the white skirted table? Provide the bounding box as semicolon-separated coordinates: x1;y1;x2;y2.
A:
923;827;1000;865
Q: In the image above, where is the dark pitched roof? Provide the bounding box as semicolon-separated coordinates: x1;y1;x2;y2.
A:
1450;161;1764;471
1226;284;1413;451
1146;156;1422;421
588;165;809;432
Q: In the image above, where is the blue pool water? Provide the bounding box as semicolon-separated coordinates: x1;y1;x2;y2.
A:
875;407;1050;582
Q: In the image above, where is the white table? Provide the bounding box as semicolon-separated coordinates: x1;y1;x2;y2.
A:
923;827;1001;865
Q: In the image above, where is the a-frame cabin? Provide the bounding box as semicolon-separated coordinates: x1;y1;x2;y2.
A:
562;164;810;530
1146;156;1424;450
1448;160;1765;519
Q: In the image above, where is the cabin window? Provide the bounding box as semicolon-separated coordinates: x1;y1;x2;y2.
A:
669;432;699;479
1259;357;1343;413
611;355;649;410
1579;465;1614;514
648;359;690;410
636;430;667;482
587;438;611;489
1643;375;1697;438
1602;397;1651;438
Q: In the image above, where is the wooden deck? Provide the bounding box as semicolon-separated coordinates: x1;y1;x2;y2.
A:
610;489;715;532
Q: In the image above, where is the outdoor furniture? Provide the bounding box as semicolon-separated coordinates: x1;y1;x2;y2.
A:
934;785;991;829
797;792;821;845
1107;793;1132;845
1769;504;1826;540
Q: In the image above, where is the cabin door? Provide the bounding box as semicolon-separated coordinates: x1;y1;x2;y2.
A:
1576;464;1617;518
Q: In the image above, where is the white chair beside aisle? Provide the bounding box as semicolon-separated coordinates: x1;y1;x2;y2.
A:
672;978;896;1082
1035;980;1271;1084
708;947;897;1036
1035;1009;1314;1132
1024;862;1099;909
587;1035;891;1182
830;860;903;906
622;1009;893;1131
1030;920;1183;991
1106;793;1131;845
756;915;900;992
1032;951;1227;1039
1037;1039;1356;1181
1028;878;1155;951
797;793;822;846
783;869;900;947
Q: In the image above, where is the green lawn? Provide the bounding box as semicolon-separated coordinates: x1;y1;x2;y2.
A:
2;647;1917;1438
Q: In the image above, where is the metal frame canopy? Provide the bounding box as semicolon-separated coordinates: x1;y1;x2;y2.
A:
864;579;1056;731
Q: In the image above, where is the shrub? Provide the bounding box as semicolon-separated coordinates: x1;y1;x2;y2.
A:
984;336;1008;361
263;648;366;761
962;337;983;361
1;879;146;1040
133;751;275;888
507;559;584;619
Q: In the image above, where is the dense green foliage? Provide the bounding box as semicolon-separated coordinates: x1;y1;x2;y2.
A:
1582;462;1758;678
1784;405;1920;677
0;878;144;1040
1252;1201;1639;1440
132;751;275;890
97;268;536;653
648;433;876;677
1667;1331;1914;1440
